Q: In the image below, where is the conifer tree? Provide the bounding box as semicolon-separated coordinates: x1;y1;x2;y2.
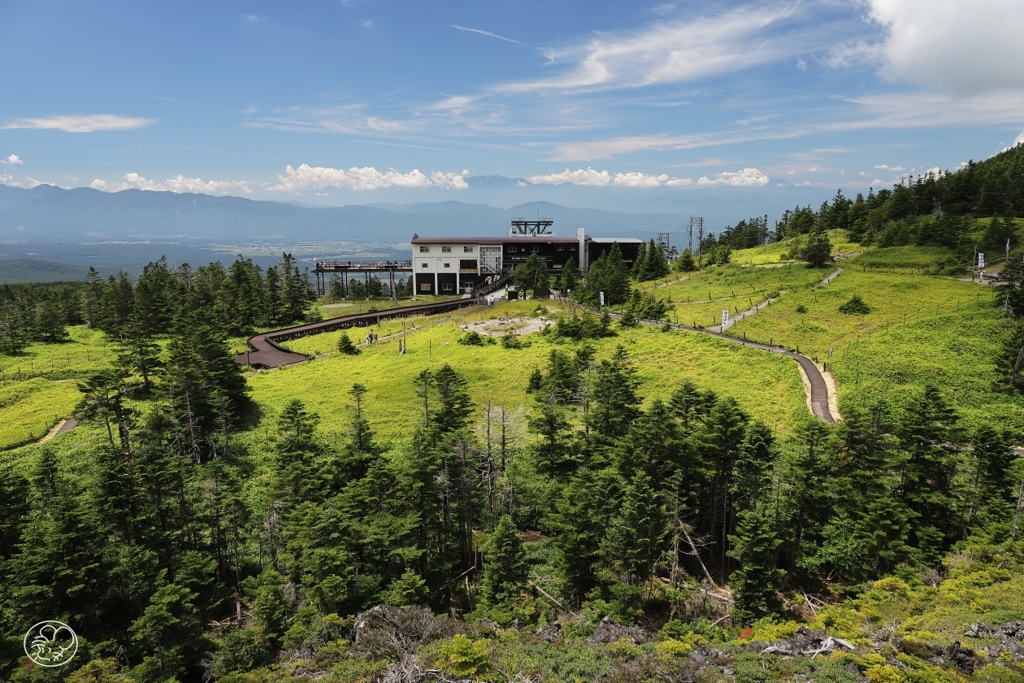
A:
676;248;696;272
802;229;833;268
631;241;649;280
603;472;667;586
587;346;641;440
728;501;783;624
337;332;359;355
482;515;528;605
432;364;473;433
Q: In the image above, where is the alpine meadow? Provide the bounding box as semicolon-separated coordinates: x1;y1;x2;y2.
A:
6;2;1024;680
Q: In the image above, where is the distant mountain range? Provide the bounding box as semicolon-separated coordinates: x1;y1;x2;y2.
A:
0;184;699;244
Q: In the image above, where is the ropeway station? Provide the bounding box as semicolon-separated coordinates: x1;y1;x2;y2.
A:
313;221;643;298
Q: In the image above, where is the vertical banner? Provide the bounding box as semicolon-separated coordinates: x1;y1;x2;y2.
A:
722;309;729;327
978;253;985;269
599;291;605;307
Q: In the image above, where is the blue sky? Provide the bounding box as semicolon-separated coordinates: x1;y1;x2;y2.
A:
1;0;1023;215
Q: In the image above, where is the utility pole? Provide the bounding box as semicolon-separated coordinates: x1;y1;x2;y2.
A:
688;216;703;264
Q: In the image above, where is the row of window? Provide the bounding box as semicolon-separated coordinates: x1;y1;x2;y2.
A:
418;245;474;253
416;244;577;253
419;259;479;269
506;245;576;252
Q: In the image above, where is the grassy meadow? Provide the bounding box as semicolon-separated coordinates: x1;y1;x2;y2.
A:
721;264;1022;430
243;298;809;452
727;229;863;266
0;377;82;449
0;327;118;450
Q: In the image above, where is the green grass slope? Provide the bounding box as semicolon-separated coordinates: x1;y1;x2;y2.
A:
243;299;808;449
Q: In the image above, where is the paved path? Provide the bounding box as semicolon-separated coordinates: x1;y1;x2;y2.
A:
237;297;488;369
241;276;839;423
594;266;845;423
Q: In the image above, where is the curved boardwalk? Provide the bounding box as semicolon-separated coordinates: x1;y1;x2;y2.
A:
240;273;840;423
236;297;485;369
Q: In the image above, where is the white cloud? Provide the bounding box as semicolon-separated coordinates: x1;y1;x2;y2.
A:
499;4;806;93
2;154;23;166
697;168;770;187
527;168;693;187
873;164;904;170
25;177;53;188
361;19;374;28
1004;131;1024;152
267;164;469;191
0;174;15;186
90;173;253;194
2;114;155;133
862;0;1024;95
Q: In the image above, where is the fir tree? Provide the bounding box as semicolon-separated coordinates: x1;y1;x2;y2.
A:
481;515;528;605
802;229;833;268
337;332;360;355
728;501;784;624
676;248;696;272
603;472;667;586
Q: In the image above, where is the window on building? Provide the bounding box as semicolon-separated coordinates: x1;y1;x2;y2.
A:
441;246;452;253
532;245;540;252
419;246;429;253
442;283;453;291
459;259;477;270
421;263;429;268
420;283;431;291
508;246;517;252
557;246;564;251
463;245;474;253
443;262;450;268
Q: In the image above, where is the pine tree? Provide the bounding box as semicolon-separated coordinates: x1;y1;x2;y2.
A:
432;364;473;433
632;241;649;280
337;332;359;355
603;472;667;586
728;501;784;624
116;312;163;392
562;257;581;296
586;346;641;440
34;298;69;342
998;319;1024;393
897;385;959;562
481;515;528;605
802;229;833;268
82;266;105;328
676;248;696;272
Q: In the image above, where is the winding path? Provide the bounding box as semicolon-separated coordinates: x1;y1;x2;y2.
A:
236;297;488;369
238;271;842;424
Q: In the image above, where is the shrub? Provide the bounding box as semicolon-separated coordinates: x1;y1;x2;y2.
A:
437;634;489;677
839;295;871;315
796;304;808;314
501;333;524;349
458;331;485;346
337;333;360;355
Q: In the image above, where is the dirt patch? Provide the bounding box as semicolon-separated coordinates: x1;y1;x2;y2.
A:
462;316;551;337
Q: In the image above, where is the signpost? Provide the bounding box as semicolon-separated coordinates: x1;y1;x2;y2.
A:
721;309;729;328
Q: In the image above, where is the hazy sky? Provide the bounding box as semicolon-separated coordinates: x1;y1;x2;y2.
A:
2;0;1023;209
